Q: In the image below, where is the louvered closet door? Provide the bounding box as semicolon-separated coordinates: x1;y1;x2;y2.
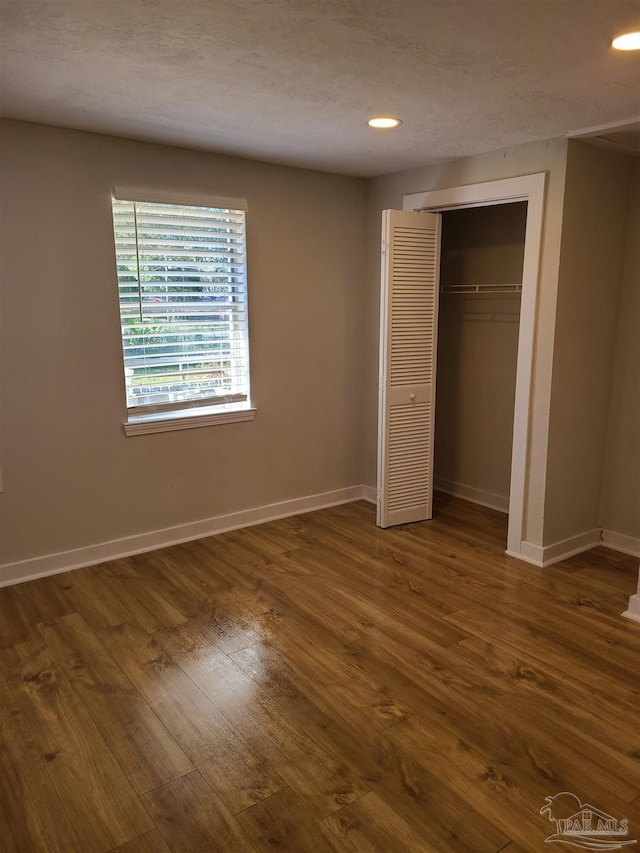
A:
377;209;441;528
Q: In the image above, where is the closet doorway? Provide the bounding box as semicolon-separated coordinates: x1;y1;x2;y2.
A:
435;202;526;517
377;173;546;559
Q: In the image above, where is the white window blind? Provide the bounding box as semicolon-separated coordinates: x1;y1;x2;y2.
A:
111;197;250;415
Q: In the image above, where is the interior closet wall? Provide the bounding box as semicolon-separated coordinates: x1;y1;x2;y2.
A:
434;202;527;512
599;158;639;541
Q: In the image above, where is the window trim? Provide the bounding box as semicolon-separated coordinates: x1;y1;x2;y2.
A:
123;404;256;436
111;186;255;435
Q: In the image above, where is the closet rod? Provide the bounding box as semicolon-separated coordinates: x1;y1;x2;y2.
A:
440;283;522;295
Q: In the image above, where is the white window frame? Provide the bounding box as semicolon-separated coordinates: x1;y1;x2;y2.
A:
111;186;256;436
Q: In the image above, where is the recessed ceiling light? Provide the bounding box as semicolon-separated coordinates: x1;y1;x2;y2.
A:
368;117;402;129
612;31;640;50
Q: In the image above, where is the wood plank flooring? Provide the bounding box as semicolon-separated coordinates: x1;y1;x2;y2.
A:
1;494;638;852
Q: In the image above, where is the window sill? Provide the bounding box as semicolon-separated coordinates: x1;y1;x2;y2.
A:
123;405;257;436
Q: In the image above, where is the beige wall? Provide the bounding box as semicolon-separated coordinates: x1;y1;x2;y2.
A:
435;204;525;505
543;142;634;545
0;120;365;565
364;138;569;546
1;121;635;571
599;160;640;540
439;202;527;287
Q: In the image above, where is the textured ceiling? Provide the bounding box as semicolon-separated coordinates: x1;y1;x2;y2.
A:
1;0;639;176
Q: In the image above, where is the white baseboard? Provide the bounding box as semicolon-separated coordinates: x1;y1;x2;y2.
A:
508;529;602;568
510;529;640;567
362;484;377;504
434;478;509;514
5;485;636;590
0;485;365;588
622;593;640;624
539;529;601;565
602;529;640;558
507;542;545;566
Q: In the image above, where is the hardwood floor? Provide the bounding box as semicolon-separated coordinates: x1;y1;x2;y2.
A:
1;494;638;852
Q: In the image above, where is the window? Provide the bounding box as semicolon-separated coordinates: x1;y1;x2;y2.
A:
111;188;254;435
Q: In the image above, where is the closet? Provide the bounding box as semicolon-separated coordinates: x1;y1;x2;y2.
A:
377;174;544;551
435;202;527;513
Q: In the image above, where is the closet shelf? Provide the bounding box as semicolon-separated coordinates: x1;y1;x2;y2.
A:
440;283;522;295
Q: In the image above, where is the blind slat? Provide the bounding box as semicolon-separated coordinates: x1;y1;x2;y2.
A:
115;247;245;260
119;319;247;333
113;213;245;229
113;224;245;236
118;301;247;311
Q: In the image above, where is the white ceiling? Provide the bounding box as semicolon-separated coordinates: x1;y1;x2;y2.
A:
1;0;639;177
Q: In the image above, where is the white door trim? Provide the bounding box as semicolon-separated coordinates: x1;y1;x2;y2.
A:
403;173;547;558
